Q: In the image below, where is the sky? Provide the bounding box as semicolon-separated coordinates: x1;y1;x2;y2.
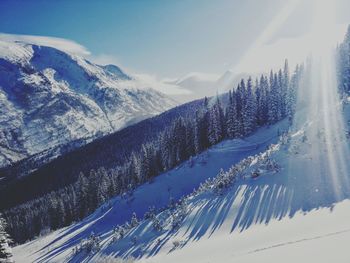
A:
1;0;350;79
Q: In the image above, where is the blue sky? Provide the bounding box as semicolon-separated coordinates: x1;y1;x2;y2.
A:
1;0;349;78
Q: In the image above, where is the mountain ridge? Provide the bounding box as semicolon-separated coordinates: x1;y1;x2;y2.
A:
0;39;176;168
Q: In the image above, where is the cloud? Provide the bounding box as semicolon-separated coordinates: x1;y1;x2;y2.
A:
133;73;192;96
0;33;201;99
88;53;121;66
0;33;90;56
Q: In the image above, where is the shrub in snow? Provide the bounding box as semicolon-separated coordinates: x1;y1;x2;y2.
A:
144;206;156;220
130;212;139;228
263;158;280;173
75;232;101;254
171;240;184;250
118;226;126;239
110;225;125;243
251;169;261;178
170;199;188;230
152;217;163;232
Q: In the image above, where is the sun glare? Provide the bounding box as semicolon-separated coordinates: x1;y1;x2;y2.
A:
292;0;350;199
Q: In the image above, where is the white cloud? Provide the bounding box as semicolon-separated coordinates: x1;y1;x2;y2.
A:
0;33;90;56
134;73;192;96
88;53;121;66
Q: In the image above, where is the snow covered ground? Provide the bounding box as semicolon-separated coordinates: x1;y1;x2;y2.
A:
13;100;350;263
13;119;288;262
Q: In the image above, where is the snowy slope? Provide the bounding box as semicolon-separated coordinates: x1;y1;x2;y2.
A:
13;97;350;263
12;119;288;262
0;39;176;168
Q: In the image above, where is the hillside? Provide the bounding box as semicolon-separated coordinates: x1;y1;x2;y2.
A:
13;96;350;262
12;118;289;262
0;39;175;169
0;98;206;210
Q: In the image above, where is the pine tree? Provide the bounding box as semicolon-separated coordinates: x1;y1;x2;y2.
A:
243;77;257;134
282;59;290;116
256;75;268;126
268;72;281;124
194;99;210;153
130;212;139;228
235;82;245;136
208;96;225;145
0;215;13;263
76;172;89;219
226;90;237;138
337;25;350;94
286;65;300;123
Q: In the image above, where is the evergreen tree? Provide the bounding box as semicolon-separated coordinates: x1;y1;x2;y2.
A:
76;172;89;219
282;59;290;116
268;72;281;124
337;25;350;94
0;215;13;263
226;90;237;138
256;75;268;126
243;77;257;134
286;65;300;123
130;212;139;228
235;82;245;136
208;96;225;145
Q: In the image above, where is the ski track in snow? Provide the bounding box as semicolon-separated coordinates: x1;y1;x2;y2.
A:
243;227;350;256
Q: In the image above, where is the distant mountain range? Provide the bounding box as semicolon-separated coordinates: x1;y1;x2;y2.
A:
167;71;254;102
0;39;176;168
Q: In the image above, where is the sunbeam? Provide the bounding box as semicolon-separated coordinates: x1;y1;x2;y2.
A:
291;0;350;200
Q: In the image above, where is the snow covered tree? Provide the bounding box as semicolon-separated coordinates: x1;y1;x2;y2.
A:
286;65;300;123
152;217;163;232
235;81;245;136
256;75;269;126
226;90;238;138
130;212;139;228
337;25;350;94
0;215;13;263
194;98;210;153
282;59;290;116
268;72;282;124
76;172;89;219
243;77;257;134
208;96;225;145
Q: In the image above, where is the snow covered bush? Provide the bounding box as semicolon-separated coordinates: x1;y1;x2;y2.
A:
152;217;163;232
0;215;13;263
74;232;101;255
170;199;188;230
130;212;139;228
144;206;156;220
171;240;184;250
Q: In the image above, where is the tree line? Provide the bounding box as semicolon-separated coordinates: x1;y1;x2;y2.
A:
337;25;350;95
2;60;303;244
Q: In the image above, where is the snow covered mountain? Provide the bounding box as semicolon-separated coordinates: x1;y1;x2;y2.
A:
0;39;176;168
165;72;219;101
167;71;255;102
13;98;350;263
